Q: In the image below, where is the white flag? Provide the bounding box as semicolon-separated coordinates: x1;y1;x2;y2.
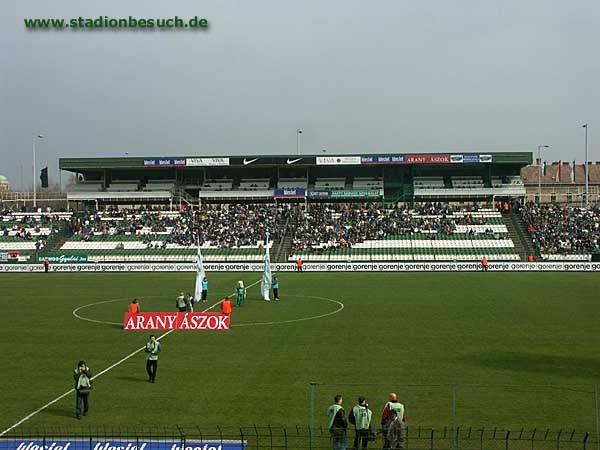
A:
194;244;206;303
260;238;272;301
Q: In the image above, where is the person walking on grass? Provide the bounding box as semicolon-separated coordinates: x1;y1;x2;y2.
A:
185;292;194;312
221;297;232;316
73;360;92;419
145;334;161;383
235;280;247;306
176;292;187;312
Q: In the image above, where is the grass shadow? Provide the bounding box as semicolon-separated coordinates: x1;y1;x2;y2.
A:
460;351;600;379
43;407;74;419
115;376;147;383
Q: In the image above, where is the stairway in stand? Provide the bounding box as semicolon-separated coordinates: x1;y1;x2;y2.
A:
271;216;295;263
501;209;538;261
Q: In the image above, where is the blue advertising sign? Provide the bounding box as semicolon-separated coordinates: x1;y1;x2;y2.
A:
460;154;492;163
273;188;306;198
143;159;186;167
3;440;244;450
360;155;405;164
462;154;481;163
307;190;330;199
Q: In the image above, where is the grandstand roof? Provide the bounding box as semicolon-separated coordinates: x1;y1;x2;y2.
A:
60;152;532;171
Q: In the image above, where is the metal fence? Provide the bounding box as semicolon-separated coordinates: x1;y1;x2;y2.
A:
0;425;595;450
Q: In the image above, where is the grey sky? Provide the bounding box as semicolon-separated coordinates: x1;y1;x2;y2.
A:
1;0;599;189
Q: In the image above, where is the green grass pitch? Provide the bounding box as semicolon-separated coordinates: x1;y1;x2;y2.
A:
1;272;599;433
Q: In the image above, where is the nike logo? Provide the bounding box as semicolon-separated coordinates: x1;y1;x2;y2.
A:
243;158;258;165
287;158;302;164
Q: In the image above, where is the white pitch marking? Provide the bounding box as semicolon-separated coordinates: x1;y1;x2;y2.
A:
0;279;262;436
232;295;344;327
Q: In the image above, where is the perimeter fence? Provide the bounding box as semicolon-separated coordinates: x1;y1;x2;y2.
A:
0;425;595;450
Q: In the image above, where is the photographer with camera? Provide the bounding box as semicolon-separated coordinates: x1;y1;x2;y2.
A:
349;396;373;450
73;360;92;419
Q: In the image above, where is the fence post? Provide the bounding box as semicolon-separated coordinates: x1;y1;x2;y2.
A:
452;384;457;450
309;382;318;450
595;385;600;450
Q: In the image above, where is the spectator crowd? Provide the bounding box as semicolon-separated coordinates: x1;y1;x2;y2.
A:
521;203;600;255
66;204;297;248
291;203;501;252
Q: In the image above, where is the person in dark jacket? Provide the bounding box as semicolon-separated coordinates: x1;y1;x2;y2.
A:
327;394;348;450
73;360;92;419
386;409;406;450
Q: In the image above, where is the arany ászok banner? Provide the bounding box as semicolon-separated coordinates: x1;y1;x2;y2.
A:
123;312;230;330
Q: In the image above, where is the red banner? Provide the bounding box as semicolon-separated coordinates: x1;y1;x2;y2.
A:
123;312;230;330
405;154;451;164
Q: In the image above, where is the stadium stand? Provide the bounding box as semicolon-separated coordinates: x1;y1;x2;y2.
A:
202;179;234;191
413;177;445;190
57;205;286;262
314;178;346;190
5;198;597;264
289;203;518;262
491;176;524;189
451;176;484;189
68;182;104;192
521;203;600;261
0;211;72;260
352;177;383;190
143;180;176;192
106;181;139;192
239;179;271;190
278;178;308;189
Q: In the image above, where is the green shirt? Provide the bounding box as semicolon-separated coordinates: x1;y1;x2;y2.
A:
146;341;161;360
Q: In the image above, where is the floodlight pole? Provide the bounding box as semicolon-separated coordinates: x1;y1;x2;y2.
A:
583;124;589;207
32;134;43;208
296;129;302;155
537;145;549;204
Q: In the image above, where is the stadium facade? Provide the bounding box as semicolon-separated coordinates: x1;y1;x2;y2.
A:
59;151;531;207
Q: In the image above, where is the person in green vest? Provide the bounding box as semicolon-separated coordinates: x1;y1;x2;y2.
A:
327;394;348;450
235;280;246;307
145;334;161;383
380;393;405;450
272;276;280;301
176;292;187;312
185;292;194;312
73;360;92;419
349;396;373;450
